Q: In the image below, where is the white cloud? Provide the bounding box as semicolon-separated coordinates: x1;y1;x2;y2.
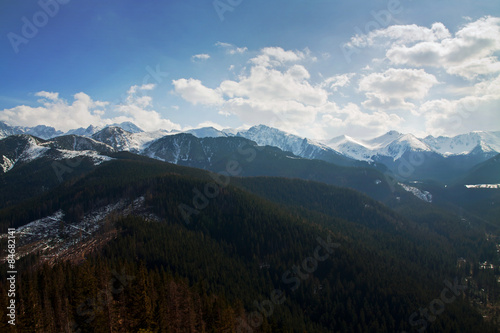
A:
128;83;156;95
35;91;59;101
386;16;500;79
219;64;326;106
0;85;181;132
418;75;500;135
191;54;211;62
215;42;248;55
115;85;181;132
359;68;438;110
321;73;355;91
0;92;107;131
172;46;405;139
348;22;451;48
171;78;223;105
249;47;312;68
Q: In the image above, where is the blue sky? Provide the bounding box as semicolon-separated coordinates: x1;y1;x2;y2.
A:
1;0;499;139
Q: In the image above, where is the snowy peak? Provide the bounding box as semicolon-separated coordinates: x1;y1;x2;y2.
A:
237;125;306;154
91;127;135;151
25;125;63;139
0;134;113;174
365;130;404;150
423;131;500;156
382;134;432;160
65;125;102;137
235;125;358;166
324;130;500;162
186;127;230;138
108;122;144;134
0;122;62;139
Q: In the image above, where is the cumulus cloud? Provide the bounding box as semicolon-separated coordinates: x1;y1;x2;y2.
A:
172;47;329;131
321;73;355;91
0;85;181;132
249;47;314;67
359;68;438;110
418;76;500;135
115;85;181;132
0;92;108;131
171;78;223;106
386;16;500;79
35;91;59;101
348;22;451;48
172;46;403;139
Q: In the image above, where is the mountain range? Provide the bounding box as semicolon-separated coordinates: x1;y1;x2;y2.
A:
1;121;499;332
2;120;499;182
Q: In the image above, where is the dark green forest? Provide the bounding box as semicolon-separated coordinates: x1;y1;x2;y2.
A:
0;155;498;332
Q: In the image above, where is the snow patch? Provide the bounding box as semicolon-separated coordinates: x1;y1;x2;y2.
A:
399;183;433;202
1;155;14;173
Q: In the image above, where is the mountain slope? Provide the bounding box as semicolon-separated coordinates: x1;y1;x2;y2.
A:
237;125;366;167
0;157;497;332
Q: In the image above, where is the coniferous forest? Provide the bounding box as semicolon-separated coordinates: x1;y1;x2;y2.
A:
0;154;498;332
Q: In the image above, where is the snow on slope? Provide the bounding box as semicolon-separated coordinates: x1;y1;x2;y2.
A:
399;183;432;202
237;125;334;159
326;135;372;161
423;131;500;156
381;134;432;160
1;155;14;173
0;135;113;174
186;127;230;138
324;130;500;162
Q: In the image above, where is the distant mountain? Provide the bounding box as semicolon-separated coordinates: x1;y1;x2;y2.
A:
237;125;365;167
2;122;499;183
423;131;500;156
108;121;144;133
0;121;63;139
91;126;137;151
25;125;64;139
325;130;500;181
65;124;102;137
185;126;231;138
461;153;500;185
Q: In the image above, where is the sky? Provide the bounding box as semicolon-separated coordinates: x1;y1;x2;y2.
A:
0;0;499;140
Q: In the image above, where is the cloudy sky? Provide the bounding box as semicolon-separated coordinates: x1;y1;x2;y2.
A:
0;0;499;139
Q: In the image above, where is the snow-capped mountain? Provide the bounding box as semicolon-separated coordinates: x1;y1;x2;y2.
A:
2;121;499;182
25;125;64;139
0;121;63;139
90;126;170;152
422;131;500;156
0;134;113;174
236;125;362;167
325;130;500;161
65;122;143;137
65;125;102;137
109;121;144;134
324;130;500;181
185;127;231;138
